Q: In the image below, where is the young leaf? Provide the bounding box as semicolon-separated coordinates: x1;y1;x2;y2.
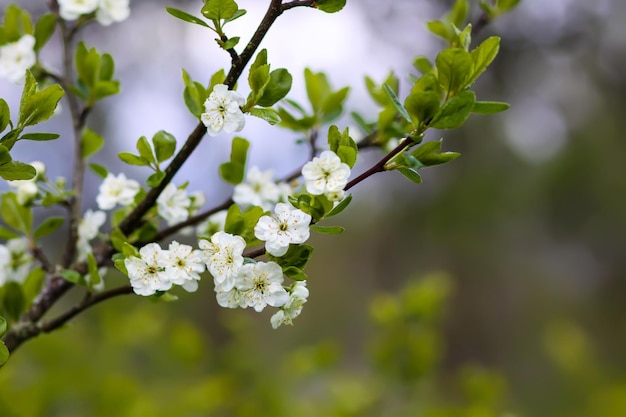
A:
2;282;26;322
146;171;166;188
60;269;86;286
89;163;108;178
315;0;346;13
33;216;64;239
18;72;64;128
0;161;36;181
248;107;281;125
256;68;292;107
19;132;59;141
383;83;413;124
22;267;45;309
0;99;10;133
0;315;6;337
404;73;442;126
0;226;19;240
467;36;500;86
34;13;56;51
0;341;8;367
219;136;249;185
472;101;510;114
1;192;32;234
397;167;423;184
87;253;101;288
152;130;176;163
435;48;472;96
326;193;352;218
305;68;331;114
310;225;345;234
81;127;104;159
202;0;238;21
165;7;210;27
118;152;151;167
430;90;475;129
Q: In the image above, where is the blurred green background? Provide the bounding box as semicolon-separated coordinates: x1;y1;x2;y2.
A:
2;0;626;416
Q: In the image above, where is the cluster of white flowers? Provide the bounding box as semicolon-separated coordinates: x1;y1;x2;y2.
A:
201;84;246;136
58;0;130;26
0;238;34;286
233;167;292;211
0;34;36;83
301;150;351;201
76;209;106;262
96;172;140;210
8;161;45;205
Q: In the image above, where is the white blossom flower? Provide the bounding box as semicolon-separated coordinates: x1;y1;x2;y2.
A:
238;261;289;312
76;209;106;262
254;202;311;257
233;166;280;211
195;210;228;237
0;238;34;284
157;183;191;226
96;172;140;210
198;231;245;291
58;0;99;21
201;84;246;136
215;281;247;309
96;0;130;25
8;160;45;205
0;34;36;83
277;181;294;203
161;241;205;292
301;150;351;196
271;281;309;329
125;243;171;296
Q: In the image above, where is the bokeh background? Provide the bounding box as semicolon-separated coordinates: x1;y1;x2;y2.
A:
1;0;626;415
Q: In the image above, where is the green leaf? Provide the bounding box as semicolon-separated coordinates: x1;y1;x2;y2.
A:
430;90;475;129
33;216;64;239
0;315;6;336
2;282;25;322
248;107;281;125
397;167;423;184
435;48;472;96
92;80;120;101
269;244;314;271
426;20;452;41
282;266;308;281
472;101;510;114
135;135;155;164
87;253;101;288
202;0;238;21
165;7;210;27
22;267;45;309
109;228;127;252
89;163;108;179
305;68;331;114
220;36;240;50
81;127;104;159
447;0;469;28
383;84;413;125
257;68;292;107
467;36;500;86
182;69;207;118
224;9;246;23
326;193;352;218
99;53;115;81
315;0;346;13
404;73;442;126
310;224;344;234
321;87;350;123
60;269;86;286
0;226;19;240
146;171;166;188
19;132;59;141
0;341;8;366
0;99;10;133
18;72;64;128
118;152;150;166
152;130;176;163
413;56;433;75
219;136;249;185
0;161;36;181
34;13;56;51
411;139;461;166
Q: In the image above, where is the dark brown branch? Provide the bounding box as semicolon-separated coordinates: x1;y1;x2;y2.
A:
282;0;316;11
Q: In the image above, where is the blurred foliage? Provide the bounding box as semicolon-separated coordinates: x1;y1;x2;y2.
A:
0;273;512;417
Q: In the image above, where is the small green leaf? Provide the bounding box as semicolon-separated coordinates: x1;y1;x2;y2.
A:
81;127;104;159
0;226;19;240
257;68;292;107
2;282;25;321
165;7;210;27
397;167;423;183
411;139;461;166
435;47;472;96
404;73;442;126
0;315;7;337
34;13;56;51
0;99;10;133
413;56;433;75
219;136;249;185
118;152;150;166
315;0;346;13
0;341;9;366
60;269;86;286
18;72;64;128
87;253;101;288
224;9;246;23
0;161;36;181
383;84;413;125
326;193;352;218
1;192;32;234
426;20;452;41
310;225;345;235
89;163;108;178
269;244;314;271
430;90;475;129
19;132;59;141
109;228;127;252
220;36;239;50
152;130;176;163
146;171;166;188
202;0;238;21
321;87;350;124
33;216;64;239
467;36;500;86
472;101;510;114
282;266;308;281
22;267;45;309
305;68;332;114
248;107;281;125
135;136;155;164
